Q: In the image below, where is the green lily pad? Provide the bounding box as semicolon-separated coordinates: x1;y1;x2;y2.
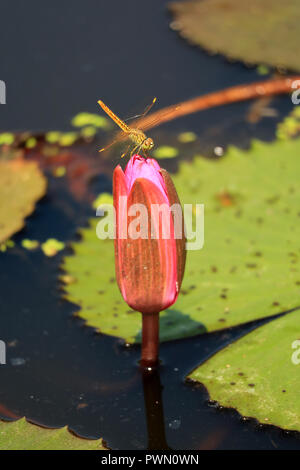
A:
92;192;113;210
169;0;300;72
0;158;47;243
153;146;179;159
188;310;300;431
21;239;39;250
0;133;15;145
276;106;300;140
62;131;300;343
177;132;197;144
0;417;106;450
41;238;65;257
71;112;110;129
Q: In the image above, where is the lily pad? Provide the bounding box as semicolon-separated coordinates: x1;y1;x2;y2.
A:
21;239;39;250
277;106;300;140
169;0;300;72
62;131;300;343
0;417;106;450
0;158;47;243
153;146;179;159
188;310;300;431
41;238;65;257
71;112;110;129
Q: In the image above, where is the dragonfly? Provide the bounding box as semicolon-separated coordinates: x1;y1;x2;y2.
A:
97;98;157;158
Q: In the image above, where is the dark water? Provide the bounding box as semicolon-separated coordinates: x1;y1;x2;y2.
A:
0;0;299;450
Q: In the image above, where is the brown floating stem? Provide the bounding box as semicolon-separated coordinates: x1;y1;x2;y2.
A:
141;313;159;368
102;76;300;161
135;76;300;132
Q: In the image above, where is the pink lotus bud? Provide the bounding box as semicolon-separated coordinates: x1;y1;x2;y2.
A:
113;155;186;315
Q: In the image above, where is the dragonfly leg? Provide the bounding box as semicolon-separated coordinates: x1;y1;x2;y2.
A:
134;138;147;158
129;144;140;158
121;143;131;159
141;144;150;159
123;97;157;123
140;97;157;119
137;143;149;158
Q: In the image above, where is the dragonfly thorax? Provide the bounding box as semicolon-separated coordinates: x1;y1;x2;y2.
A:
129;129;154;152
129;128;147;145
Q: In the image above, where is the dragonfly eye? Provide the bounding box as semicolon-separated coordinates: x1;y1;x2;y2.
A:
144;138;154;150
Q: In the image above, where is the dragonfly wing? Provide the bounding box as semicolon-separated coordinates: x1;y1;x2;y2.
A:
99;130;128;153
136;106;181;132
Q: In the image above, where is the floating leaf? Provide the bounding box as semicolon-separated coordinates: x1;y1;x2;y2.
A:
188;310;300;431
58;132;78;147
0;158;47;243
41;239;65;257
153;145;179;159
25;137;37;149
71;112;110;129
178;132;197;143
62;221;140;342
92;193;113;210
21;239;39;250
256;65;271;76
53;166;66;178
276;107;300;140
0;133;15;146
0;240;15;252
0;417;106;450
26;139;114;202
62;131;300;343
169;0;300;72
80;126;98;138
45;131;62;144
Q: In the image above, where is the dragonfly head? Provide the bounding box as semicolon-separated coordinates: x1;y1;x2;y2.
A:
143;137;154;151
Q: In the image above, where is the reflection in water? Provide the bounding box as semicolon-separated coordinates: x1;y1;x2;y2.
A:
197;427;227;450
142;368;170;450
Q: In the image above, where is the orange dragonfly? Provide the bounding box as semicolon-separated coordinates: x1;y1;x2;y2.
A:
97;98;158;158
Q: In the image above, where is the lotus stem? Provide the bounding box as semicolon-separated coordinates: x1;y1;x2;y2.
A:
133;76;300;132
141;313;160;368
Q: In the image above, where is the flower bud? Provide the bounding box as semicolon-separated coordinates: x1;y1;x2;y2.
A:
113;155;186;314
